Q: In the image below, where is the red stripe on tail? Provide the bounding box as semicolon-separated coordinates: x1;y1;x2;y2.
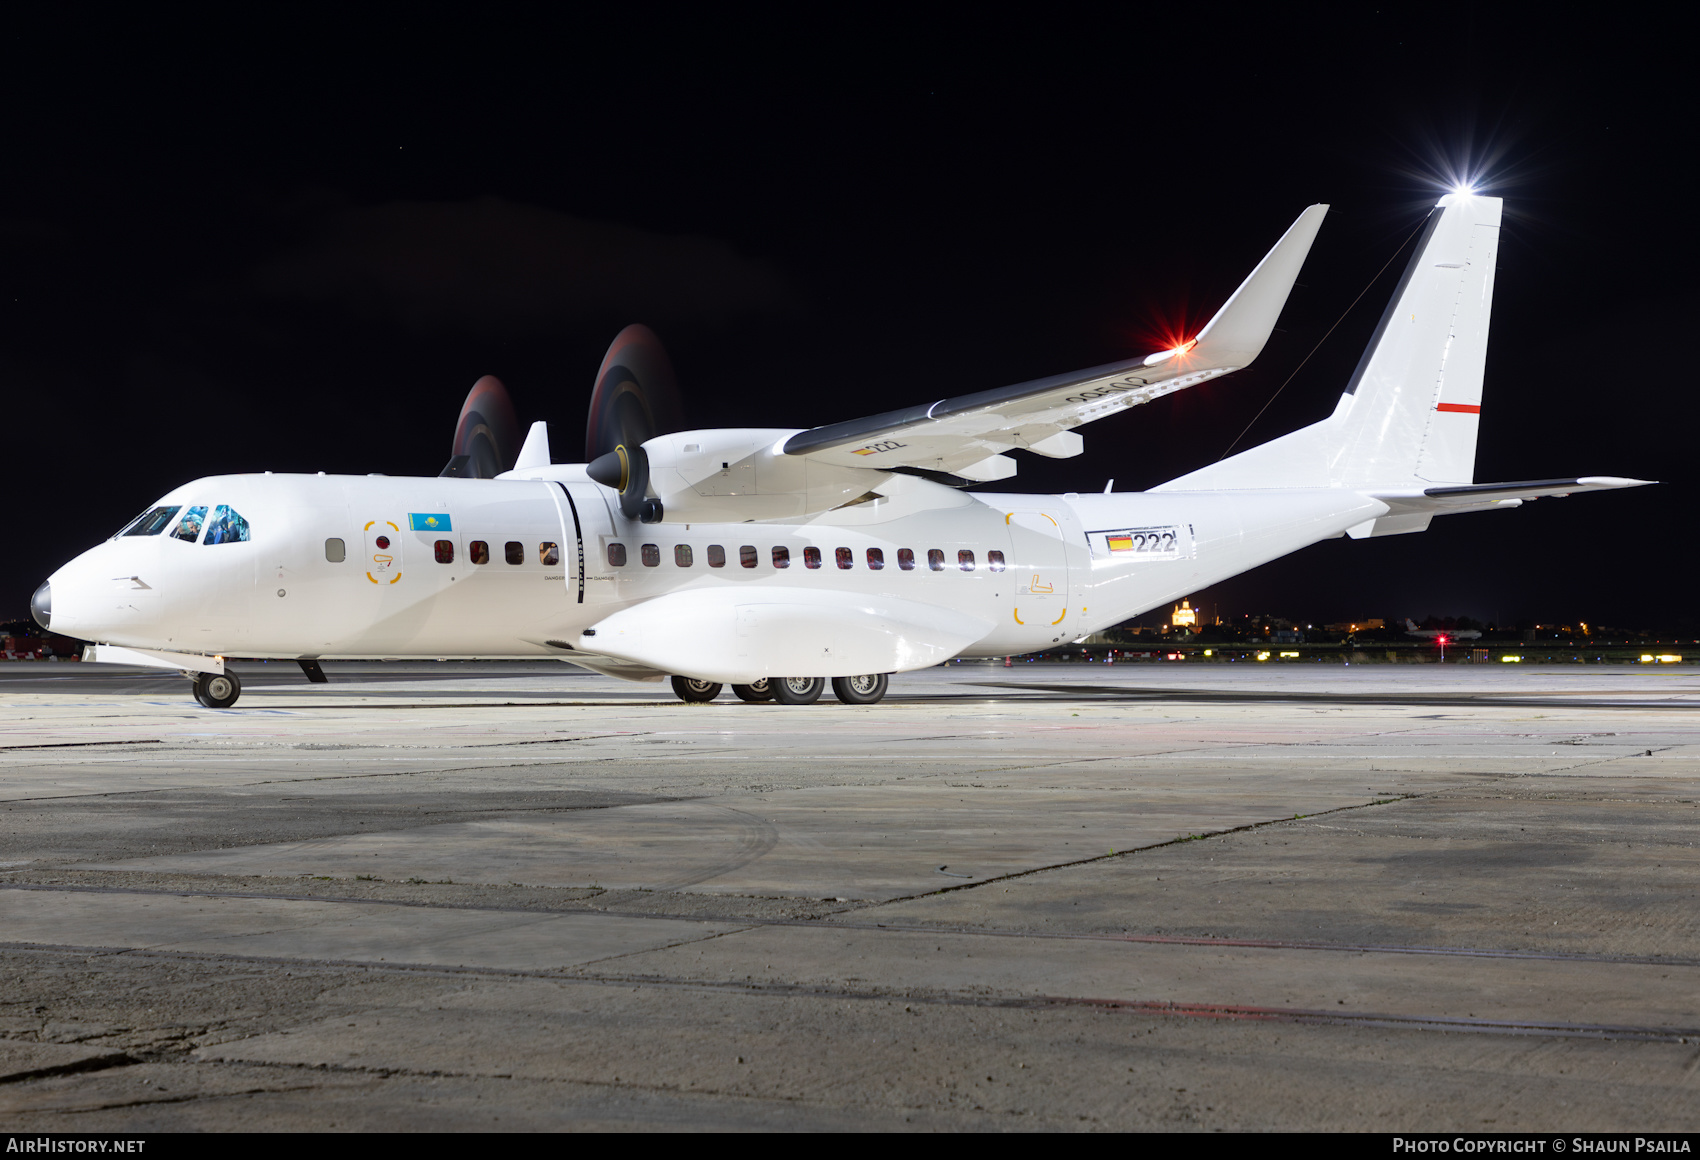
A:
1435;403;1482;414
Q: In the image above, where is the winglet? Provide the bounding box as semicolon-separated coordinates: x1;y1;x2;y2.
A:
1190;204;1329;369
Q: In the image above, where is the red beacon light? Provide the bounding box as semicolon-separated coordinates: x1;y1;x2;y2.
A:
1141;338;1199;368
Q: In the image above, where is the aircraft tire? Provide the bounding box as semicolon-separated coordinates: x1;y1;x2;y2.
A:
192;671;242;709
831;673;888;705
770;676;824;705
670;676;723;703
731;679;774;703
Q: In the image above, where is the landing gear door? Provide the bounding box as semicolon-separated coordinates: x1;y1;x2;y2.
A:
1007;508;1075;646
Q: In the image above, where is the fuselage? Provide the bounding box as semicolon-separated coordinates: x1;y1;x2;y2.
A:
43;468;1388;677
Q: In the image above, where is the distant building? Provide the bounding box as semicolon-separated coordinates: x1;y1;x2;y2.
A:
1324;619;1385;634
1272;628;1306;644
1171;600;1197;629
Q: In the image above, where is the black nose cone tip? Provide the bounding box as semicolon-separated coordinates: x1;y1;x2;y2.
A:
30;581;50;631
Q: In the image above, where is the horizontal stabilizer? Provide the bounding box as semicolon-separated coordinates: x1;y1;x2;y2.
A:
1371;476;1656;511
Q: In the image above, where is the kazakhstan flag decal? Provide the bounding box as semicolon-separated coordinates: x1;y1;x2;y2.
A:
408;513;452;532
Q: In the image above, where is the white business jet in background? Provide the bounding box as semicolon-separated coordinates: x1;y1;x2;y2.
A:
32;192;1650;708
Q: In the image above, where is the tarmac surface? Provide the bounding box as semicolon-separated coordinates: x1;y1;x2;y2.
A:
1;658;1697;1131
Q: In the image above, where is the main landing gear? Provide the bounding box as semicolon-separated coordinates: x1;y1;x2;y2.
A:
191;670;242;708
670;676;723;702
731;679;773;702
668;674;888;705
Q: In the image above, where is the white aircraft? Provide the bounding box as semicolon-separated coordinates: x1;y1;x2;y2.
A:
1404;618;1482;641
32;192;1651;708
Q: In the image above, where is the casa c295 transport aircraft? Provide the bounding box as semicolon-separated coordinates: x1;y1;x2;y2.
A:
31;192;1651;708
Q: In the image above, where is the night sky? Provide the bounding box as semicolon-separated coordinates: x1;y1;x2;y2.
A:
5;14;1693;630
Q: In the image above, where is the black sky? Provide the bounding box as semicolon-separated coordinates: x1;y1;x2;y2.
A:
5;12;1694;628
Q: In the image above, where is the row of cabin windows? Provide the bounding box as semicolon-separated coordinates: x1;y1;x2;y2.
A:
324;538;560;566
606;543;1006;573
324;536;1007;574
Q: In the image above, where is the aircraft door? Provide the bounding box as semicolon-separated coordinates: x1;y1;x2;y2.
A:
1006;508;1076;646
558;482;615;606
363;518;404;587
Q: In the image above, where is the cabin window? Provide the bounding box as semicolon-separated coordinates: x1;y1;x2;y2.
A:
541;542;561;566
987;550;1006;573
325;537;346;563
204;506;251;545
803;546;822;569
740;544;758;568
772;546;790;568
927;549;945;572
707;544;726;568
675;544;693;567
866;547;885;571
835;547;853;570
506;541;525;565
958;550;975;571
435;539;455;564
640;543;659;567
119;506;181;537
897;548;915;571
470;540;489;565
606;542;626;567
174;506;207;542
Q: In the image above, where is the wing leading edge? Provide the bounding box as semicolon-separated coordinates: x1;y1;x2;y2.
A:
783;204;1329;481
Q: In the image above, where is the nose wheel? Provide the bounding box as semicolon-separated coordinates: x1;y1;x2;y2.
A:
191;670;242;708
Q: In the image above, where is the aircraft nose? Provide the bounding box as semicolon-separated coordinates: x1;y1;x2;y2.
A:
30;581;50;631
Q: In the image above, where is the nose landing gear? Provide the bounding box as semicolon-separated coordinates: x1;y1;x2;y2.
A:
191;670;242;709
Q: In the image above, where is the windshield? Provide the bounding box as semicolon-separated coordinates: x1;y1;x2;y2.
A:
118;506;182;537
204;506;251;545
173;506;207;542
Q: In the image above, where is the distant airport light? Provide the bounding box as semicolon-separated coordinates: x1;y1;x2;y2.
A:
1279;651;1300;658
1256;651;1271;661
1501;655;1522;663
1640;654;1655;663
1656;654;1682;664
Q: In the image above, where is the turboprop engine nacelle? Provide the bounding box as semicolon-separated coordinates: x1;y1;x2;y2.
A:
605;428;894;523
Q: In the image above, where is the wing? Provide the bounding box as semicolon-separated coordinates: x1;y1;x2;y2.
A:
782;204;1329;481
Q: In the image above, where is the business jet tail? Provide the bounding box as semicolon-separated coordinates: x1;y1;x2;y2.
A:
1156;194;1655;529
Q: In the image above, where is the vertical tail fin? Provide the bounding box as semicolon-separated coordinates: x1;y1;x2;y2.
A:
1157;193;1502;493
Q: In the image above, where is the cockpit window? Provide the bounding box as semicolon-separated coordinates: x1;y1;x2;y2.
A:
203;506;251;545
119;506;181;537
173;506;207;542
